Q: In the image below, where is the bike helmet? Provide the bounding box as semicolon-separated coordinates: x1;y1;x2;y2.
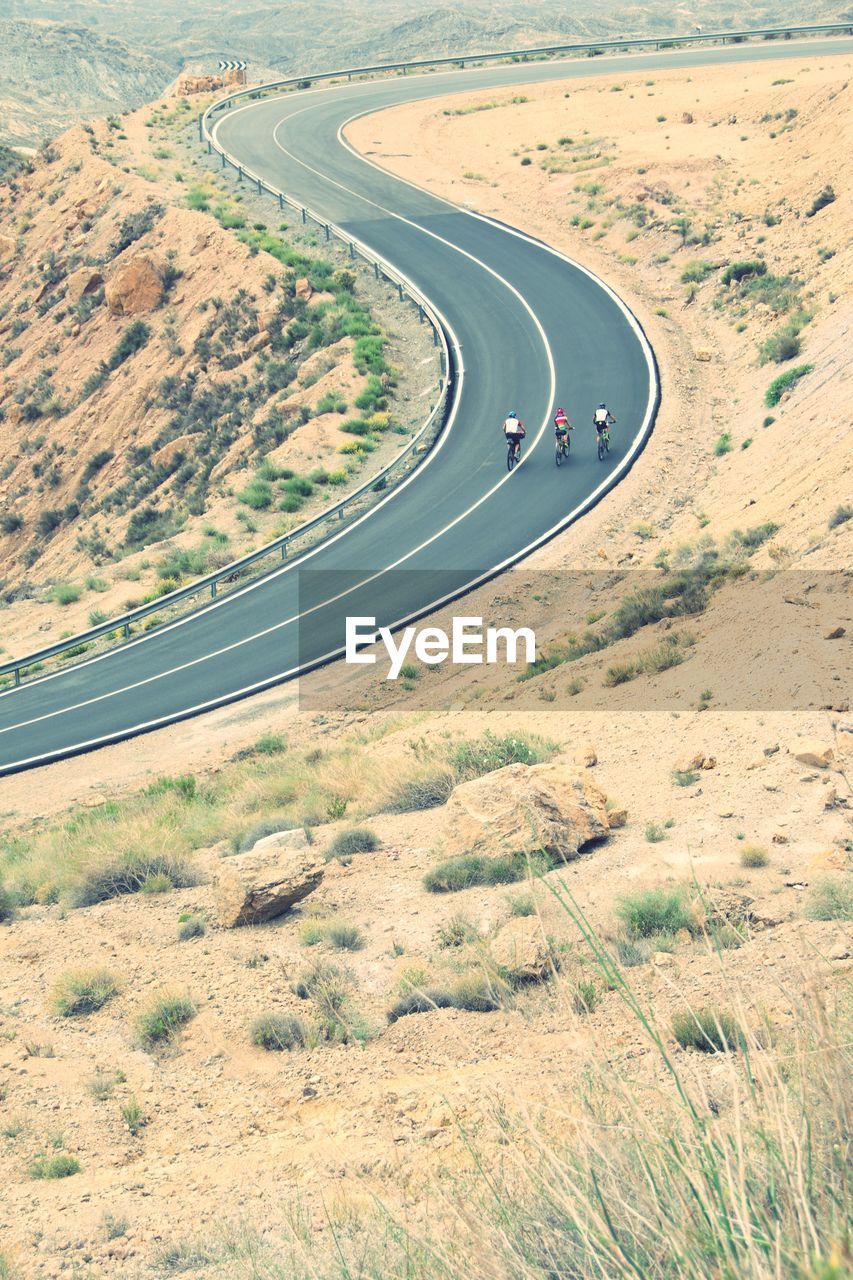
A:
598;402;606;410
508;410;518;418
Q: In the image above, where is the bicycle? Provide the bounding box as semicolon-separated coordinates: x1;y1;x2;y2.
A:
596;427;611;461
555;432;570;467
506;437;522;471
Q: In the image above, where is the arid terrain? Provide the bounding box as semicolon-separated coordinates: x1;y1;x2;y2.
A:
0;43;850;1280
0;96;439;658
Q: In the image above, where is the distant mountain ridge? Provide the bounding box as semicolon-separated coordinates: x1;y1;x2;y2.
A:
0;0;847;144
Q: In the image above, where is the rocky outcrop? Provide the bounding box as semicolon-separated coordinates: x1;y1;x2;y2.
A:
215;843;322;927
105;253;165;315
791;739;834;769
489;916;551;981
66;267;103;302
439;757;610;864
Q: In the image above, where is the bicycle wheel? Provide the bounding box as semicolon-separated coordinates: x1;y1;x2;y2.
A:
507;444;516;472
597;435;605;461
555;443;563;467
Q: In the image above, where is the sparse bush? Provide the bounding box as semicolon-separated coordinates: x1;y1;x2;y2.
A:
424;852;549;893
325;923;365;951
379;769;455;813
140;872;173;895
828;504;852;529
507;892;536;918
325;827;379;862
52;967;119;1016
448;731;554;781
758;327;801;364
250;1013;306;1052
765;363;813;407
70;852;197;907
806;185;835;217
722;259;766;286
572;980;599;1014
681;260;712;283
177;915;206;940
437;914;478;947
449;972;502;1012
740;844;769;868
255;732;286;756
644;822;667;843
672;768;699;787
616;887;695;938
805;878;852;921
611;936;648;967
233;817;295;854
672;1006;743;1052
52;583;80;606
713;432;733;456
121;1097;147;1135
28;1153;80;1179
387;988;454;1022
136;992;196;1046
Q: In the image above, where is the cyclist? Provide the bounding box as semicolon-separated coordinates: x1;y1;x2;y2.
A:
503;411;526;463
593;403;616;440
554;406;572;446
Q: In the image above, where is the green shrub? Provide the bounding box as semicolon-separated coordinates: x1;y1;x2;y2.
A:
740;844;769;868
52;582;81;606
140;872;173;895
507;892;536;918
28;1153;81;1180
136;992;196;1046
325;923;365;951
70;853;197;907
0;883;14;923
177;915;206;941
758;327;801;364
325;827;379;861
572;980;599;1014
672;1007;743;1052
612;936;648;967
644;822;667;843
387;988;454;1022
448;731;554;781
52;967;119;1016
681;260;712;283
616;887;695;938
722;259;766;286
806;185;835;217
673;768;699;787
765;363;813;407
828;505;852;529
713;432;733;456
237;478;273;509
250;1013;306;1051
424;852;549;893
805;878;852;922
255;732;286;755
120;1097;146;1135
449;972;502;1012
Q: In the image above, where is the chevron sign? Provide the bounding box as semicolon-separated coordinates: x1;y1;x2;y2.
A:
218;60;248;71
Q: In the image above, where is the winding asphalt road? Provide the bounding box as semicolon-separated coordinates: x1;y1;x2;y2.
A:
0;38;848;775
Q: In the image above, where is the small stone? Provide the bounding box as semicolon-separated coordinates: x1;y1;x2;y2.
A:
791;739;834;769
652;951;674;967
607;807;628;829
829;942;850;961
825;627;845;640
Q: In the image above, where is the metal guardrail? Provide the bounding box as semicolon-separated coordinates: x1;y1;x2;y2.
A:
3;18;850;688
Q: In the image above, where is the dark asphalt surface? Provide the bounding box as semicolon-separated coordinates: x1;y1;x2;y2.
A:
1;38;848;775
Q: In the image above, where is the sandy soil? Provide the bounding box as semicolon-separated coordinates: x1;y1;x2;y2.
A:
0;51;851;1280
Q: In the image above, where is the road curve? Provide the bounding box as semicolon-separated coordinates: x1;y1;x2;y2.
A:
0;38;848;776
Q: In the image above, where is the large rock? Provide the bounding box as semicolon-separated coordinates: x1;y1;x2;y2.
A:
439;757;610;864
251;828;309;855
105;253;165;315
67;267;104;302
215;846;322;927
791;739;834;769
489;916;551;981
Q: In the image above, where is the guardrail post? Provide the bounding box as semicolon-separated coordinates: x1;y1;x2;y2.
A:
122;622;130;639
349;242;355;258
13;667;20;688
279;193;284;209
324;224;331;241
257;178;262;195
418;305;424;323
433;326;439;346
238;166;244;182
280;542;288;560
207;141;212;154
338;506;345;520
301;207;307;224
397;282;404;300
221;152;226;168
374;262;380;279
210;582;218;599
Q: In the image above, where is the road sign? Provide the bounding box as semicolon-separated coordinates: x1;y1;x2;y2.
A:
218;60;248;71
